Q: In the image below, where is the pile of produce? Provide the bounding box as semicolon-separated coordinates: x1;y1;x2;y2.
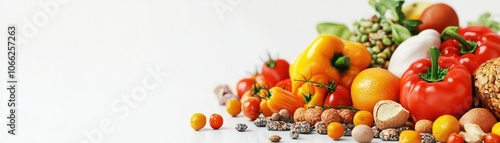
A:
191;0;500;142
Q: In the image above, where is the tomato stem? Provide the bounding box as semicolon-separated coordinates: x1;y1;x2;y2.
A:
323;105;360;111
265;52;276;68
294;76;337;93
441;26;478;54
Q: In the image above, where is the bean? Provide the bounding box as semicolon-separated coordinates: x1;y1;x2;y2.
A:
382;38;392;46
361;34;368;42
371;23;380;32
376;58;385;65
377;53;387;59
372;46;381;54
360;21;373;28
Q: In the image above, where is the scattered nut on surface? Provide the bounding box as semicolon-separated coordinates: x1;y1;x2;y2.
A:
279;109;290;120
271;113;281;121
293;107;306;122
415;119;433;134
269;135;281;142
321;108;341;125
235;123;248;132
253;117;266;127
290;128;299;139
314;121;327;134
304;107;322;125
339;109;356;123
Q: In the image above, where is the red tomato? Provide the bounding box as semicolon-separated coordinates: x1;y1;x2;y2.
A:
485;133;500;143
241;97;261;120
209;114;223;129
236;78;255;99
262;57;290;87
275;79;291;91
323;85;352;107
447;132;464;143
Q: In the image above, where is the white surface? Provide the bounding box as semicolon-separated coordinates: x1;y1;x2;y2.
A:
0;0;499;142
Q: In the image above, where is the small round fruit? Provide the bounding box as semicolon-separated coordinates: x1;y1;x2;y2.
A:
242;97;261;120
418;3;459;33
226;99;242;117
327;122;344;140
399;130;422;143
433;115;460;142
492;122;500;136
484;133;500;143
190;113;206;130
353;110;374;127
351;68;400;113
447;132;465;143
209;114;223;129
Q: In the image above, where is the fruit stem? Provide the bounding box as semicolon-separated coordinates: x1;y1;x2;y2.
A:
420;47;448;82
332;53;350;73
441;26;478;54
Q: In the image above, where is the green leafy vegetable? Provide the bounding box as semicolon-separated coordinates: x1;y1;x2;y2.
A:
317;23;353;40
391;23;412;45
468;12;500;32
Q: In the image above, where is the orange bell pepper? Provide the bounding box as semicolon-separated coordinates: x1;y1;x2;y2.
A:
265;87;305;114
290;34;371;96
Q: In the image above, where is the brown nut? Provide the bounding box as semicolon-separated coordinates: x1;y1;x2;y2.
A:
321;109;341;125
339;109;356;123
269;135;281;142
279;109;290;120
304;107;322;125
271;113;280;121
293;107;306;123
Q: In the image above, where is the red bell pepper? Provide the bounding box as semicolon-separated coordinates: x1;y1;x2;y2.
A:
400;47;472;122
440;25;500;74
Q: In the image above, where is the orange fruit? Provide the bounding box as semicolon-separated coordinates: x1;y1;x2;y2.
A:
327;122;344;139
493;122;500;136
351;68;400;113
353;110;374;127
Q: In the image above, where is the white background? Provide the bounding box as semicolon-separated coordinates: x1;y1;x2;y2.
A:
0;0;499;142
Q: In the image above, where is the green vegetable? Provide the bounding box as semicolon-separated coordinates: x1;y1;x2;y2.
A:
468;12;500;32
369;0;421;36
317;23;353;40
390;22;412;45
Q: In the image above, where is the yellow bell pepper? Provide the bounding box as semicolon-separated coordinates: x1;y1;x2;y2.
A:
290;34;371;96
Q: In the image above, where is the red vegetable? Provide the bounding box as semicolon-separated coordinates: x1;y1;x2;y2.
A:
440;25;500;74
323;84;352;108
400;47;472;122
447;132;465;143
274;79;291;92
262;55;290;87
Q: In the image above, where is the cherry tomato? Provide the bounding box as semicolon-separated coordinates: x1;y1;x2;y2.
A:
262;56;289;87
241;97;261;120
323;84;352;107
399;130;421;143
259;99;273;117
275;79;291;92
226;99;242;117
209;114;223;129
190;113;206;131
446;132;464;143
485;133;500;143
236;78;255;99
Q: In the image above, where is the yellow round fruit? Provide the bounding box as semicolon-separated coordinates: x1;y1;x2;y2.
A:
432;115;460;142
327;122;344;140
190;113;206;130
492;122;500;136
226;99;242;117
399;130;422;143
351;68;400;113
353;110;374;127
402;1;432;20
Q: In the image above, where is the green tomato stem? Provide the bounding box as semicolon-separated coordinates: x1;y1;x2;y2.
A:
265;53;276;68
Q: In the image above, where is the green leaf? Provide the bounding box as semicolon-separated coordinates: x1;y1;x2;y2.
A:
391;24;412;45
369;0;405;21
468;12;500;32
317;23;353;40
402;19;423;35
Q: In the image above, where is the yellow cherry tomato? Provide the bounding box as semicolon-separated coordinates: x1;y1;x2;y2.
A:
399;130;422;143
327;122;344;139
226;99;242;117
432;115;460;142
492;122;500;136
353;110;374;127
190;113;206;130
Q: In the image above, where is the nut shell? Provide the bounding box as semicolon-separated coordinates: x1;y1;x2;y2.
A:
321;109;341;125
474;57;500;121
304;107;322;125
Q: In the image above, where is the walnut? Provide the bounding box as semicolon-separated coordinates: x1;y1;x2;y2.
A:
321;108;341;125
293;107;306;123
304;107;322;125
339;109;356;123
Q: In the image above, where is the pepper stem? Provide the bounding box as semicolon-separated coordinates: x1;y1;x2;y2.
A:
420;47;448;82
333;56;350;73
441;26;478;54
